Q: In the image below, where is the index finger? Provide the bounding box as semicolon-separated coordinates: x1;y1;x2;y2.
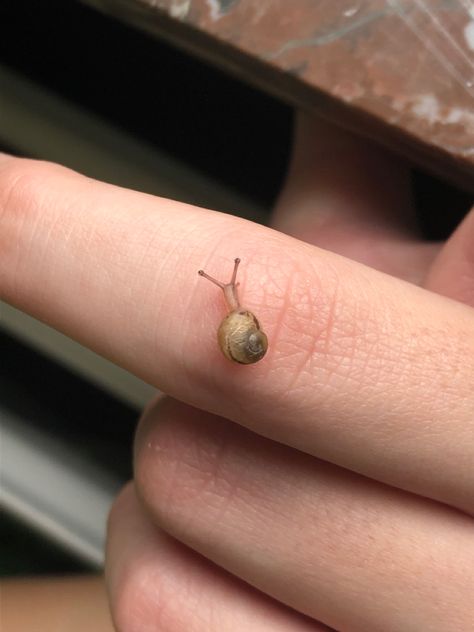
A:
2;157;473;514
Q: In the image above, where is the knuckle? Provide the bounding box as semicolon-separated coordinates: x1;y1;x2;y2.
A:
112;555;173;632
253;251;391;422
107;485;182;632
134;402;240;533
0;157;79;298
0;157;66;214
267;255;363;387
0;157;70;257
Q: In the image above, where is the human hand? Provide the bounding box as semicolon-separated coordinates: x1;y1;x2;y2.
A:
1;113;473;631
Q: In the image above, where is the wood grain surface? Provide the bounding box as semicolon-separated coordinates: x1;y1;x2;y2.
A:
81;0;474;191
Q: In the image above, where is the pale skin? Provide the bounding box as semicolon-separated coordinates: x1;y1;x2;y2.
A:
1;112;474;631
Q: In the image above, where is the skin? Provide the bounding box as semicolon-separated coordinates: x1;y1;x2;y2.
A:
1;112;473;631
1;575;114;632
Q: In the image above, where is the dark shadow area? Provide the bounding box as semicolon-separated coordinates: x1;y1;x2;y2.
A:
1;0;471;236
0;329;137;482
0;0;292;207
0;511;92;576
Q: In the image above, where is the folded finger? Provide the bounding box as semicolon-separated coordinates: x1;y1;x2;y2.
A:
272;113;438;281
134;399;474;632
106;484;328;631
424;205;474;306
2;156;474;513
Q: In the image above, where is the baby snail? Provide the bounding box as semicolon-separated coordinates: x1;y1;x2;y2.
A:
198;258;268;364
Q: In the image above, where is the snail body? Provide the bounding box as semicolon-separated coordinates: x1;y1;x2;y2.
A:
198;258;268;364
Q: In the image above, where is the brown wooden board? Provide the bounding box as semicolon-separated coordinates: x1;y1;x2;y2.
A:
81;0;474;192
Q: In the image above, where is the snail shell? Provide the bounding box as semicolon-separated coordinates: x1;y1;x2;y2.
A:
199;258;268;364
218;309;268;364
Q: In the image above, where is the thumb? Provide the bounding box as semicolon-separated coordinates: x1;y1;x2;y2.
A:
424;205;474;307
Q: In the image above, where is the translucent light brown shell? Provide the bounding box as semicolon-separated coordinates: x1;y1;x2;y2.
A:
198;258;268;364
218;310;268;364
